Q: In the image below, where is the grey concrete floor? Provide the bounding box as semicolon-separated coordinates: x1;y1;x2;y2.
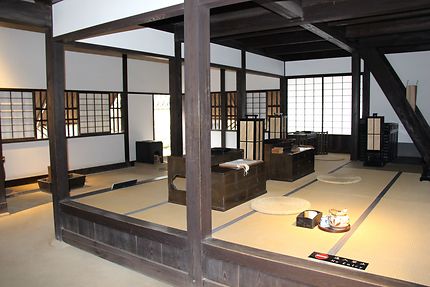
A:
0;203;173;287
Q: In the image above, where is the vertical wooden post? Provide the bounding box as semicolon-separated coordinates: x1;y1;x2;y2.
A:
170;30;184;156
362;62;371;118
237;50;246;119
122;54;130;164
351;52;361;160
46;28;69;240
184;0;211;286
0;123;7;215
220;69;227;148
280;76;287;134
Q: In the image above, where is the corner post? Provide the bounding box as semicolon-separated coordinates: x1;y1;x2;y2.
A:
220;69;227;148
362;61;371;118
184;0;211;285
122;54;130;164
46;28;69;240
237;50;246;119
351;52;361;160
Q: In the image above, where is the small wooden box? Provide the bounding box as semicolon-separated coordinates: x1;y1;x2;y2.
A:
296;210;322;229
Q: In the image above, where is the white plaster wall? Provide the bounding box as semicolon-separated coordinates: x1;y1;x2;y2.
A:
80;28;175;57
0;27;46;89
3;135;125;180
128;58;169;93
246;52;284;76
3;141;50;180
225;70;236;91
128;94;154;161
67;135;125;170
246;73;280;90
65;51;122;91
53;0;183;36
285;57;351;76
226;131;237;149
211;131;222;147
211;68;221;92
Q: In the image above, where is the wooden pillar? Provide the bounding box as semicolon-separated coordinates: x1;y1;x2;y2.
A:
351;52;361;160
46;29;70;240
170;31;183;156
362;61;371;118
220;69;227;148
0;123;7;215
121;54;130;163
184;0;211;286
237;50;246;119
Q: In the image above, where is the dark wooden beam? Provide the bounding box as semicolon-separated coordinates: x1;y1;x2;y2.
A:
359;31;430;49
220;69;227;148
253;1;354;53
0;1;51;29
0;123;7;215
169;31;184;157
213;26;303;42
238;31;323;49
362;62;370;118
237;51;247;119
263;41;339;55
184;0;211;285
282;49;350;61
350;52;360;160
360;48;430;164
280;76;287;116
346;16;430;39
46;28;70;240
121;54;130;164
303;0;430;24
54;4;184;43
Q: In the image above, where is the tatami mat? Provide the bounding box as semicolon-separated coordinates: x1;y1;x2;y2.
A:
336;172;430;285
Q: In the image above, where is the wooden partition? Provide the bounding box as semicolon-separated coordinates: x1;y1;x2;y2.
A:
60;200;189;286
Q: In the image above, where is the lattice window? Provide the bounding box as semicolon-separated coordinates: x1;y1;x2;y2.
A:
211;92;222;130
0;90;34;140
34;90;48;139
110;93;122;134
226;92;237;131
79;92;111;135
267;90;281;116
246;92;266;119
65;91;79;137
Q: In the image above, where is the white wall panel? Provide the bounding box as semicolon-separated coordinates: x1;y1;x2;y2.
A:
211;131;222;148
0;28;46;89
211;68;221;92
128;94;154;161
246;52;284;76
181;43;242;68
80;28;174;57
53;0;183;36
246;73;280;90
225;70;236;91
128;58;169;93
68;135;125;170
285;57;351;76
65;51;122;91
226;131;237;148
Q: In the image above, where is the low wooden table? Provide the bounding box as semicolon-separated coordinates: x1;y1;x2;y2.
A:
168;152;266;211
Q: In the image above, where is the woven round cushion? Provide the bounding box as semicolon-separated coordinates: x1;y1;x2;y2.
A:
251;196;311;215
315;155;345;161
317;175;362;184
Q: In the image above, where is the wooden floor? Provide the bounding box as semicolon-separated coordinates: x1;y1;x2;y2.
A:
74;155;430;286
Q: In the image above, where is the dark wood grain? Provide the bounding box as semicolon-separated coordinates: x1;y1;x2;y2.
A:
236;51;246;119
350;52;361;160
0;1;51;29
46;26;70;240
170;31;184;156
220;69;227;148
121;54;130;163
362;63;370;118
62;229;189;287
184;1;212;284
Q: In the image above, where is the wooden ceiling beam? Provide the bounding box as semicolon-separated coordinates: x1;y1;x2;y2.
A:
0;0;51;28
236;31;323;48
346;16;430;38
303;0;430;23
358;31;430;49
253;1;354;52
282;49;350;61
263;41;338;55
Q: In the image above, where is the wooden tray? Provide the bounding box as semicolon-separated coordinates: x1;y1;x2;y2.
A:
318;224;350;233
